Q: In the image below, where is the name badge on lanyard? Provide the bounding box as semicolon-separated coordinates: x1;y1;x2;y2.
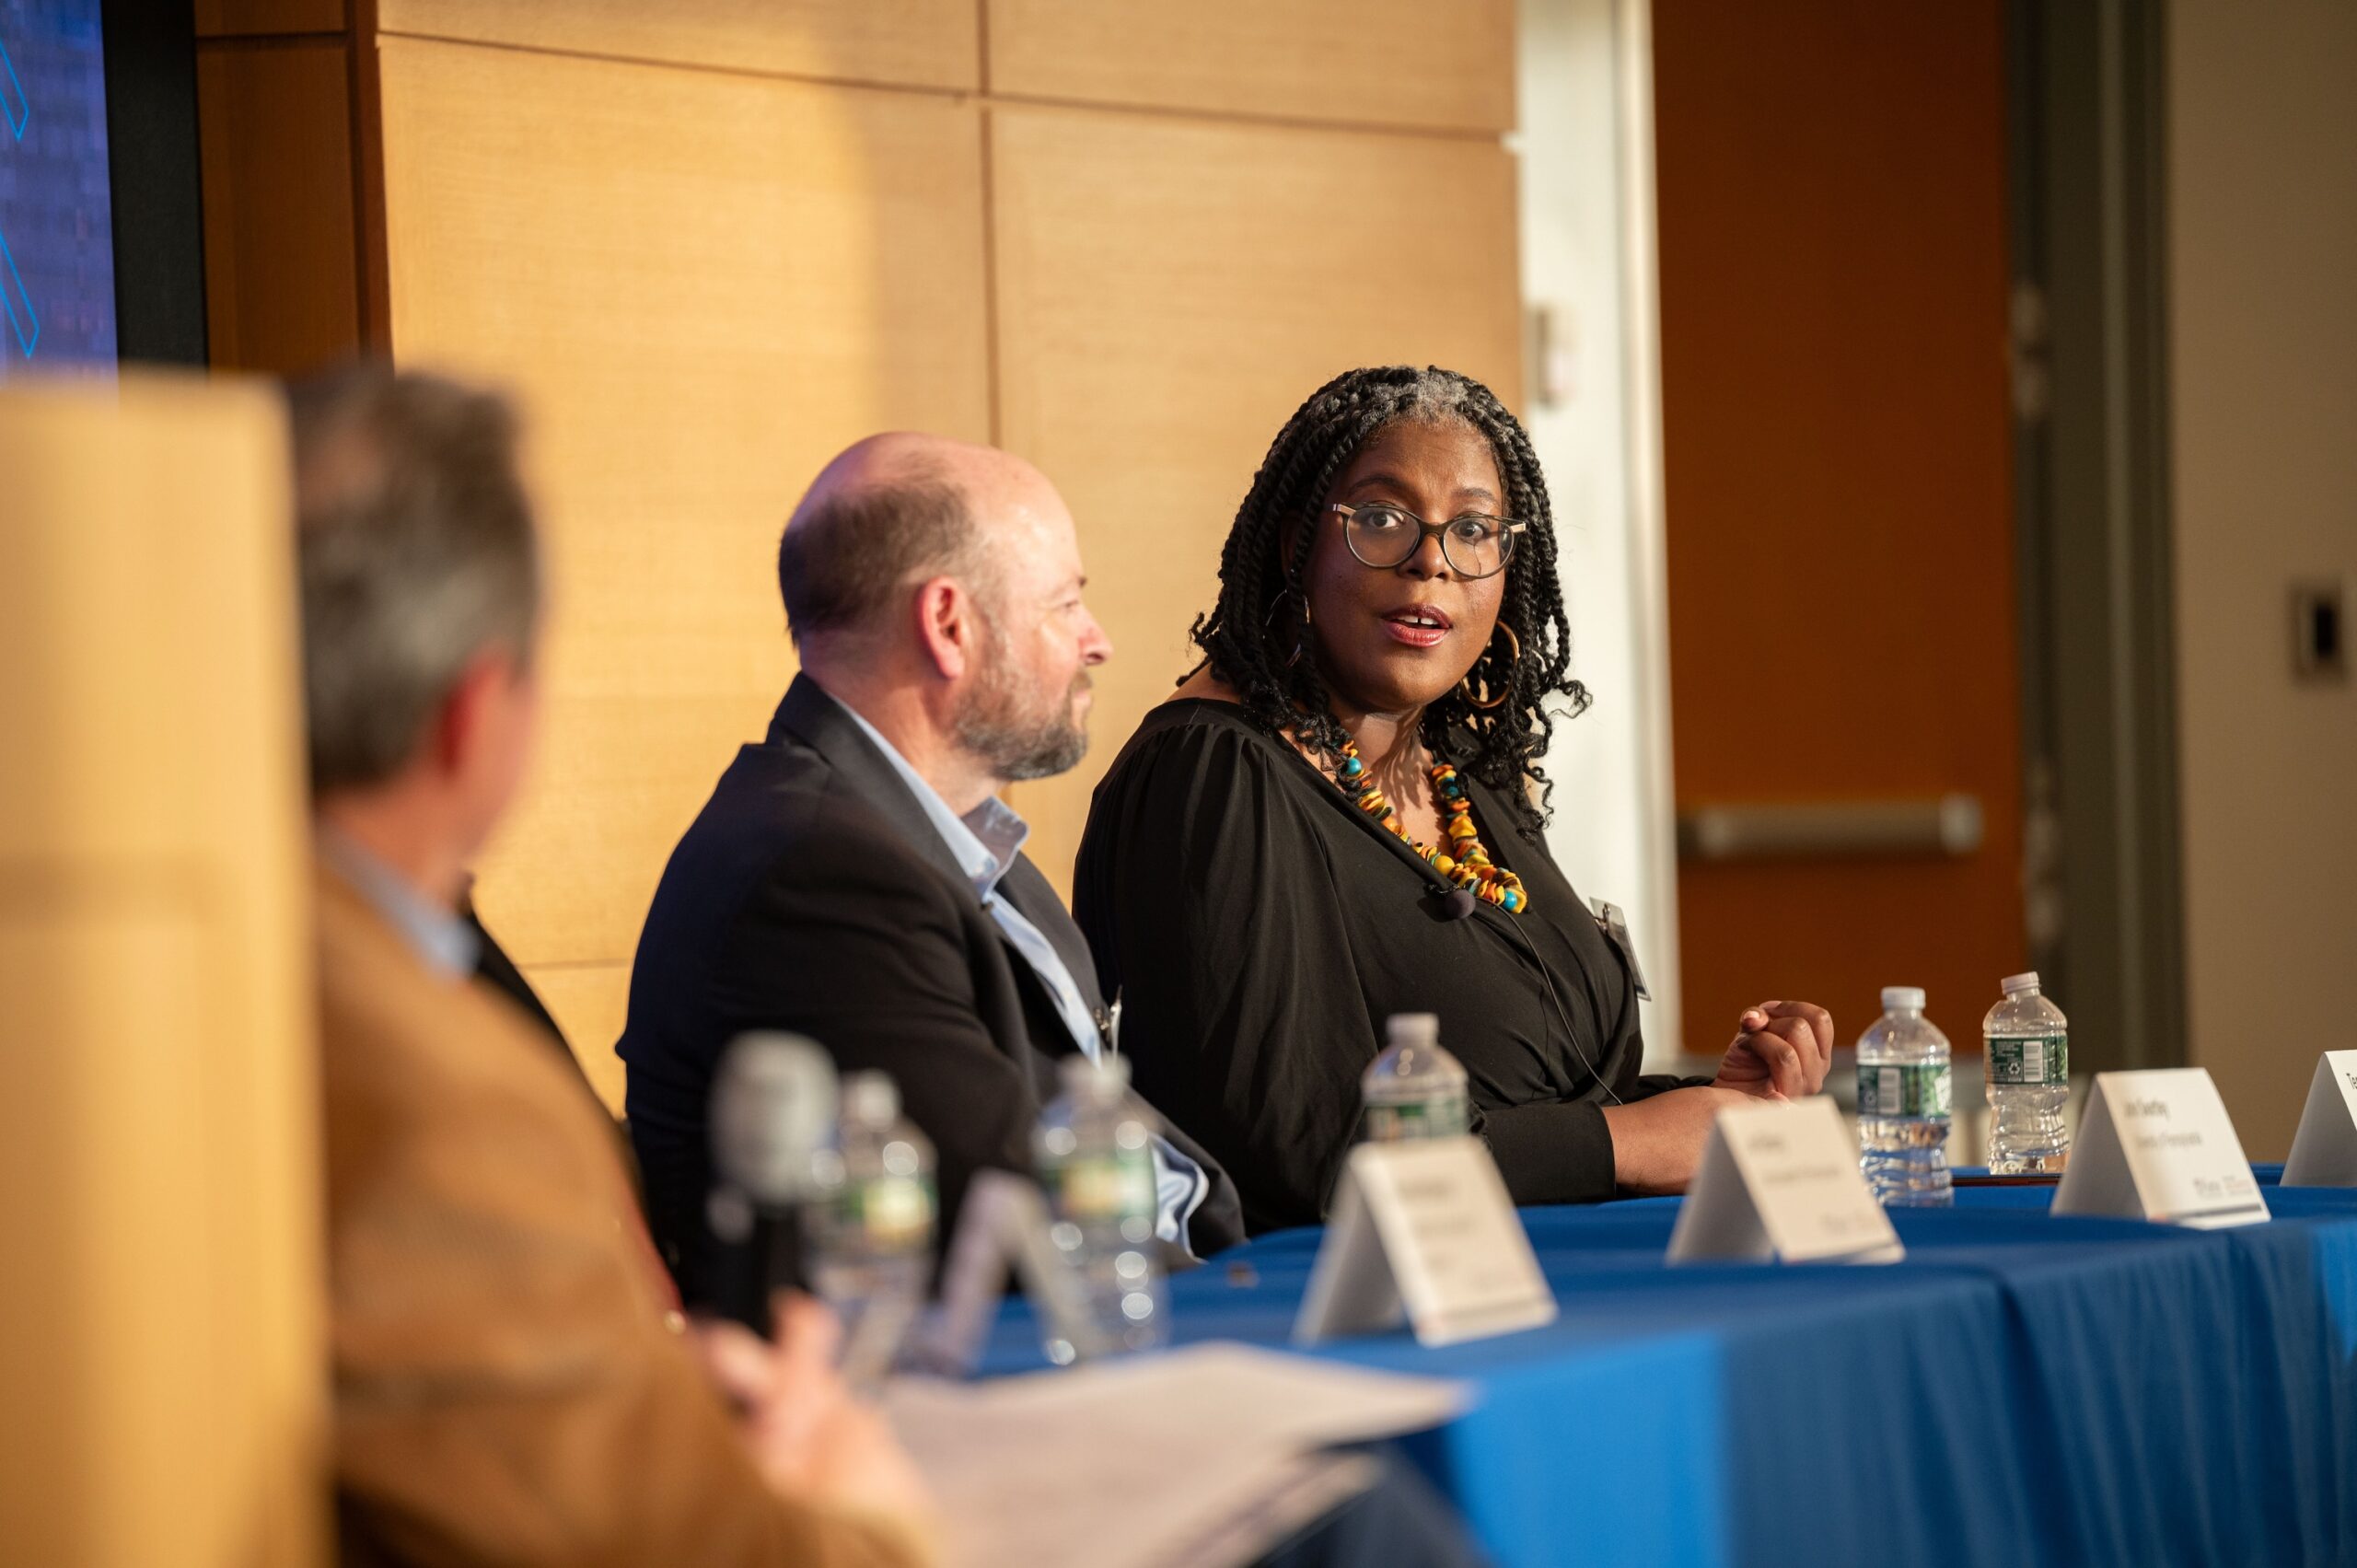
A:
1589;899;1651;1002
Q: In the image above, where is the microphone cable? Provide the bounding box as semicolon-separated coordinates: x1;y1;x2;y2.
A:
1428;878;1625;1108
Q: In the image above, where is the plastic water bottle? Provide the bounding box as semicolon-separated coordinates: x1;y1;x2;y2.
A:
1035;1055;1167;1364
806;1073;935;1378
1361;1013;1471;1142
1984;971;2071;1174
1856;986;1953;1206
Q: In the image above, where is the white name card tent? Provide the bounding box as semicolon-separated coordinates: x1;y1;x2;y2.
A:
1294;1137;1557;1348
916;1169;1114;1376
1666;1096;1904;1266
2052;1068;2270;1228
2281;1051;2357;1187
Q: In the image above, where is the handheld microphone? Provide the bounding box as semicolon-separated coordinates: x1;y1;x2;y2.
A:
708;1031;837;1337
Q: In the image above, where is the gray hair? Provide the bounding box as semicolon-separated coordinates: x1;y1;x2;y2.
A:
289;366;541;793
776;476;995;646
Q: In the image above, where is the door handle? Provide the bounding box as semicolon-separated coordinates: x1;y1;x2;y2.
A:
1677;795;1984;861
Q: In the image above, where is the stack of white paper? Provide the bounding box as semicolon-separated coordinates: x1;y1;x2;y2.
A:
881;1343;1469;1568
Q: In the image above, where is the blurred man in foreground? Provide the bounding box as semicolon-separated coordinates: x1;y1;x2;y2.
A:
292;366;932;1566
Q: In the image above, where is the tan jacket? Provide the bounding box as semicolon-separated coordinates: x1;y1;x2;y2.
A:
318;862;923;1567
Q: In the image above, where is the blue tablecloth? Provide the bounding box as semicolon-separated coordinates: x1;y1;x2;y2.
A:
982;1170;2357;1568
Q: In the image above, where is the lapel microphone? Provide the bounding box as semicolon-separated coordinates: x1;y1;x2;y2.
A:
1419;883;1480;921
1428;871;1628;1107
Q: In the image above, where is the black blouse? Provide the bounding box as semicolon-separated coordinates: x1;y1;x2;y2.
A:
1073;699;1700;1236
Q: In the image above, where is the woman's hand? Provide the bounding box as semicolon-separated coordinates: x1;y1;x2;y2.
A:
1601;1002;1839;1194
1601;1086;1761;1194
1713;1000;1835;1101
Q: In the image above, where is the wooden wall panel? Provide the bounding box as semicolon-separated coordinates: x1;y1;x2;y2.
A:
991;106;1523;890
988;0;1515;133
526;963;632;1114
0;376;323;1568
195;42;363;375
376;36;993;979
378;0;980;92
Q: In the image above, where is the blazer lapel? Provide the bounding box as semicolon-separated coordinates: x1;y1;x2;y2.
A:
767;675;1109;1042
996;856;1107;1015
762;674;978;896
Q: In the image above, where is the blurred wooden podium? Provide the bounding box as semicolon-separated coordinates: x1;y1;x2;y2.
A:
0;376;327;1565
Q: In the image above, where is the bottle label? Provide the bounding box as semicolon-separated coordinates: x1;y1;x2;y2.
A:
1364;1091;1470;1144
842;1174;935;1248
1049;1149;1156;1224
1987;1034;2068;1086
1858;1063;1952;1119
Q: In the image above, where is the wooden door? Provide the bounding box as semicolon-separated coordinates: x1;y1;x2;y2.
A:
1651;0;2025;1057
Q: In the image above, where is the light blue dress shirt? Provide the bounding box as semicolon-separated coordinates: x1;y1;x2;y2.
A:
319;828;480;981
829;692;1210;1252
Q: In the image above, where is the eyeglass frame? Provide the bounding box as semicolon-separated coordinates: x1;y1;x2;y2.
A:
1327;503;1528;580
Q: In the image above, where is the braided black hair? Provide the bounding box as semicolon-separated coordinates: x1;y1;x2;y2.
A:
1190;365;1590;834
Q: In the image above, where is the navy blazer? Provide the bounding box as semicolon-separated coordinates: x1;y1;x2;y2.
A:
618;674;1245;1304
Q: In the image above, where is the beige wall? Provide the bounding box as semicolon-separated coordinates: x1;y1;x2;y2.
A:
2168;0;2357;1156
365;2;1524;1107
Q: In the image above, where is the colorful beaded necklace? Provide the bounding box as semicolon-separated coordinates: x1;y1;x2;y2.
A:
1335;739;1528;913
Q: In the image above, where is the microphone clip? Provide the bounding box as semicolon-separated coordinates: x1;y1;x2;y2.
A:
1422;886;1480;923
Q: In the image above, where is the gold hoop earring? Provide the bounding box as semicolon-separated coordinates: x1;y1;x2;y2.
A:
1263;587;1311;668
1458;621;1520;711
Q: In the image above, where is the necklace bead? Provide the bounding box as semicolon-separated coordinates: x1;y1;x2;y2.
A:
1331;739;1529;916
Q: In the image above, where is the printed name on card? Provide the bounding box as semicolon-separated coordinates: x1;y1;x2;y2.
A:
1666;1096;1903;1265
2052;1068;2270;1228
1294;1137;1557;1348
2281;1051;2357;1188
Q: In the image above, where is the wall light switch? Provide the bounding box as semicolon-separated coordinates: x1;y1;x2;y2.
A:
2293;580;2345;683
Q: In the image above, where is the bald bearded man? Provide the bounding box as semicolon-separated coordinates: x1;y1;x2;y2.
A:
620;436;1247;1307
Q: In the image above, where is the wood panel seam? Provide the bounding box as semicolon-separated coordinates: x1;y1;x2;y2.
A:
977;0;997;447
371;28;1506;143
979;108;1002;447
194;32;351;50
344;0;387;354
987;89;1505;146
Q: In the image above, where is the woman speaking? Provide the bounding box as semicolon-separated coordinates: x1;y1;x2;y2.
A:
1073;366;1834;1235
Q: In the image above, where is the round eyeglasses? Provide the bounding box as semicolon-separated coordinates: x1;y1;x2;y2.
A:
1329;503;1526;580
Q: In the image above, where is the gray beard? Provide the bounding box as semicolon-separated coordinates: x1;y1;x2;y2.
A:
952;661;1090;782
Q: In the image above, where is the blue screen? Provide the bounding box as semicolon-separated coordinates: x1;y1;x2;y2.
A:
0;0;115;377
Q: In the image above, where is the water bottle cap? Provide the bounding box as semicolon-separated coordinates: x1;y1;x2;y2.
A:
1386;1013;1440;1049
1060;1051;1132;1092
1881;986;1927;1012
841;1071;899;1126
2001;971;2041;996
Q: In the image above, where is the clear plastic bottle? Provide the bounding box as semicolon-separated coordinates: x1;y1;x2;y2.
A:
1983;971;2071;1174
806;1073;935;1378
1361;1013;1471;1142
1856;986;1954;1206
1035;1055;1167;1364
